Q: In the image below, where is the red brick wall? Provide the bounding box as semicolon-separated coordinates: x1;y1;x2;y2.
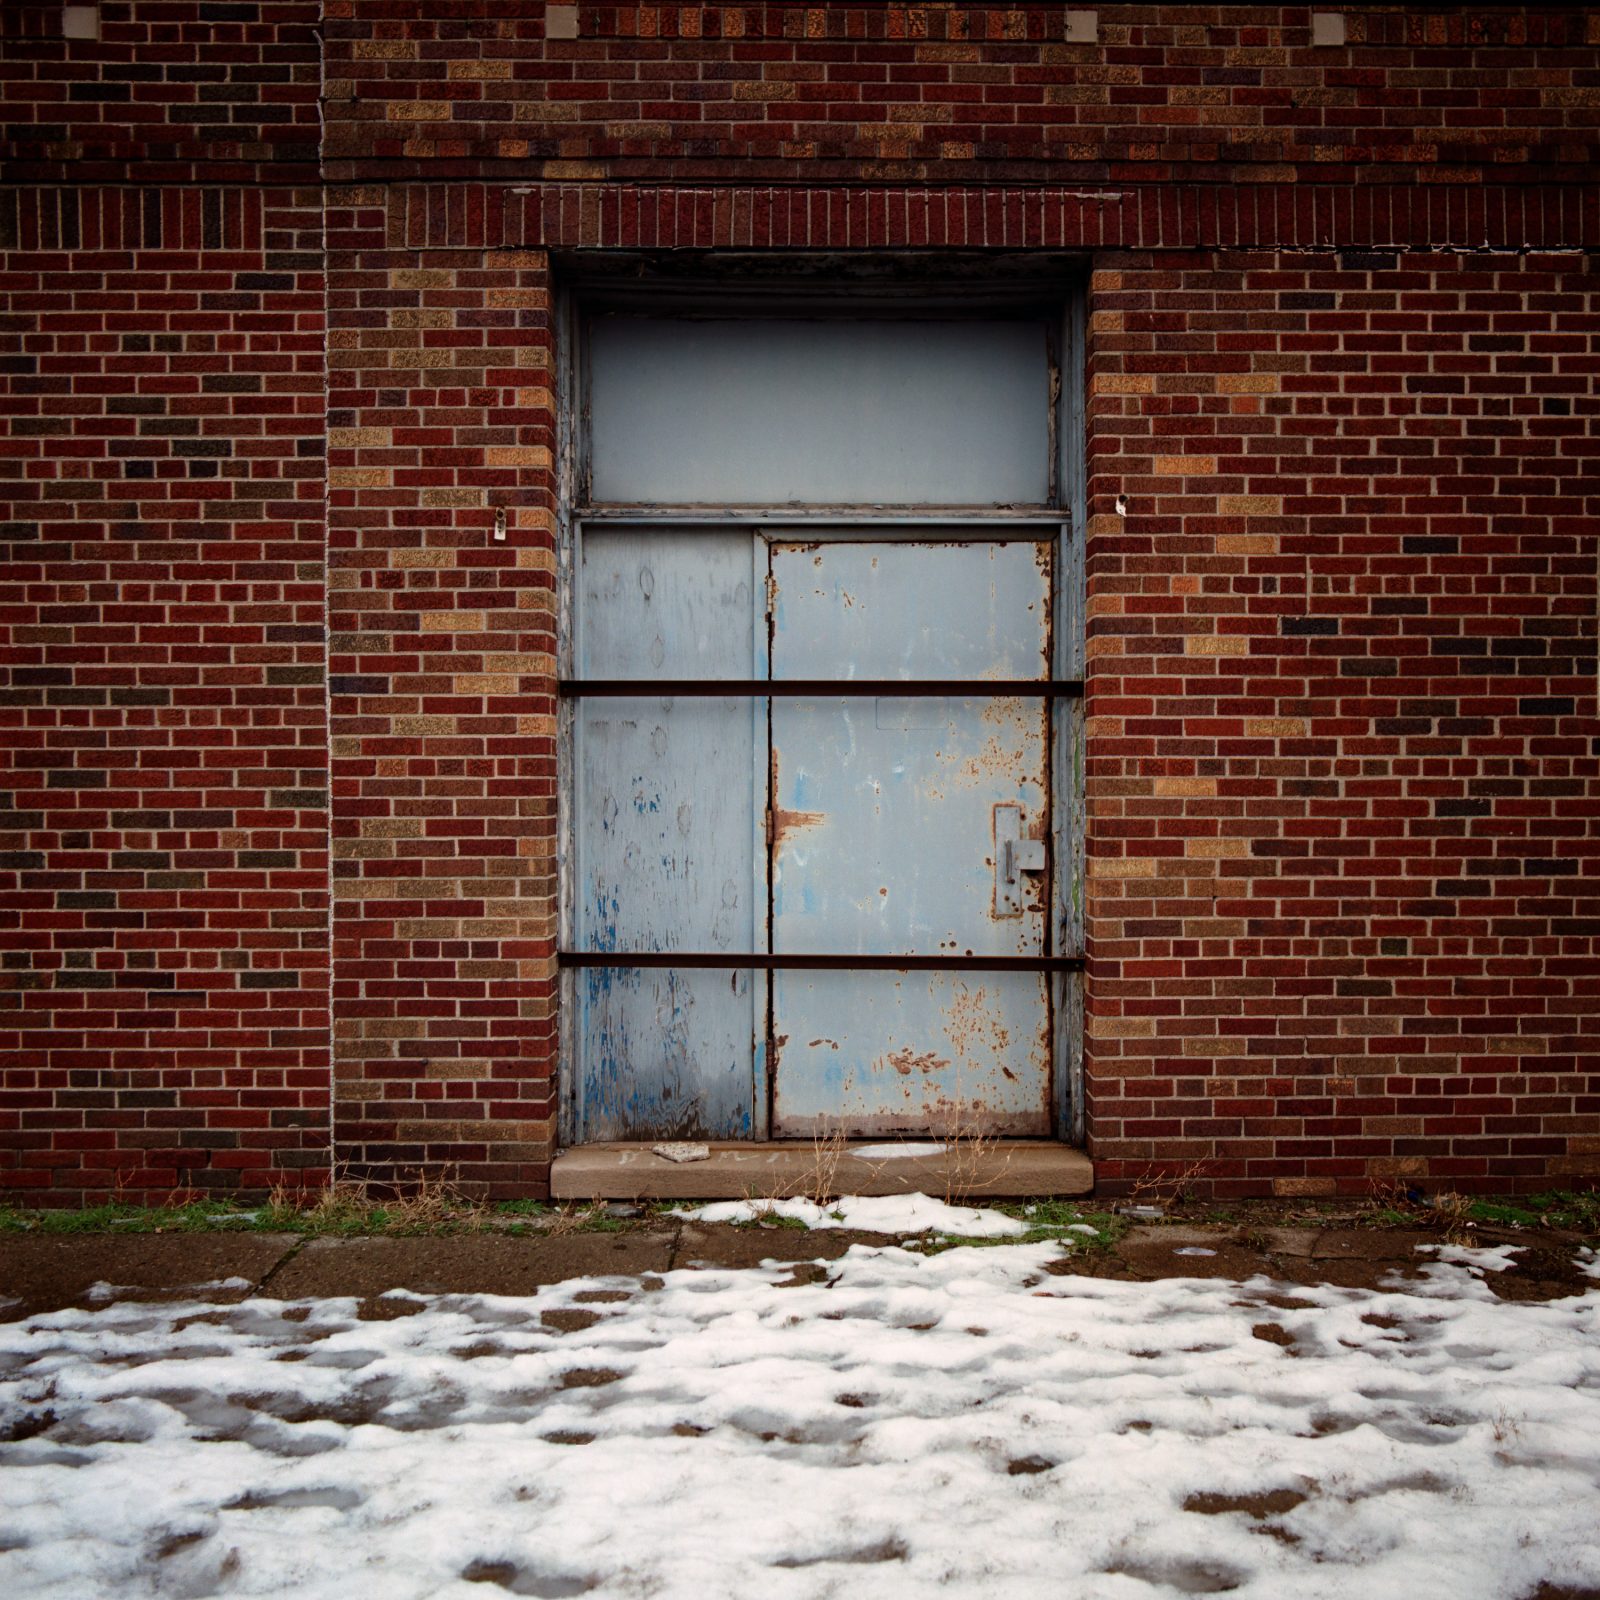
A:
325;196;558;1196
0;185;329;1202
322;2;1598;192
1086;249;1600;1196
1;1;328;1204
0;0;321;185
4;3;1598;1203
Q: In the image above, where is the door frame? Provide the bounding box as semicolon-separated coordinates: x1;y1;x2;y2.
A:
554;262;1087;1148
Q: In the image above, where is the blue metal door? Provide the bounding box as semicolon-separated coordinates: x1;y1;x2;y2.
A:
568;301;1077;1145
769;540;1053;1135
574;530;764;1139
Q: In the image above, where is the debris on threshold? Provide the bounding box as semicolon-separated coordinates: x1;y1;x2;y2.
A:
652;1142;712;1164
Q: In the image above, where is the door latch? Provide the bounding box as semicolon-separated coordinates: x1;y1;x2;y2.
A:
994;803;1046;917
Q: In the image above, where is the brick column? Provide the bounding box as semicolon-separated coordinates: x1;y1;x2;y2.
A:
326;204;558;1197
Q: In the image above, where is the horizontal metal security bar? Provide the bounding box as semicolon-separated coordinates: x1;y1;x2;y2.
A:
560;952;1085;972
560;679;1084;699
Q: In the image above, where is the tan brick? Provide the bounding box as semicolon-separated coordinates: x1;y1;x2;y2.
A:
1186;838;1250;858
485;445;552;467
420;611;486;634
1154;455;1217;475
387;101;455;122
540;160;608;180
421;488;485;508
1245;717;1308;737
353;40;416;59
1091;372;1154;395
329;467;390;488
734;80;798;100
1183;1037;1241;1056
1155;777;1217;798
1271;1177;1337;1196
1185;634;1248;656
485;290;550;309
1090;857;1158;878
1216;374;1280;393
1088;1016;1156;1038
448;59;513;79
1219;495;1282;515
1079;64;1141;86
1216;534;1278;555
390;269;455;289
328;427;391;449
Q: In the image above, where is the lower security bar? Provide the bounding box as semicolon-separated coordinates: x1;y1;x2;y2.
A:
559;952;1084;971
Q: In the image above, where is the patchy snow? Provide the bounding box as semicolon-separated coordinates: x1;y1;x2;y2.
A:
1423;1243;1525;1274
850;1142;951;1159
1;1244;1597;1600
675;1192;1029;1237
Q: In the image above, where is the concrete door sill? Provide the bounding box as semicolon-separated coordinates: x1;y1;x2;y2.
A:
551;1142;1093;1201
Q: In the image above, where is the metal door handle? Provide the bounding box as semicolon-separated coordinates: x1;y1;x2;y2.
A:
995;805;1046;915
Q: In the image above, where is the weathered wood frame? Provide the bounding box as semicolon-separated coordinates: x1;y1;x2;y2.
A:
556;263;1087;1148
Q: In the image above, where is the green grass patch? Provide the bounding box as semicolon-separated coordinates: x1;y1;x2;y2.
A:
1465;1191;1600;1237
0;1200;282;1235
906;1203;1126;1256
731;1211;812;1232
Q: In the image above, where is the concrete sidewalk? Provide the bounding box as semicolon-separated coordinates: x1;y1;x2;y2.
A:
3;1215;1593;1322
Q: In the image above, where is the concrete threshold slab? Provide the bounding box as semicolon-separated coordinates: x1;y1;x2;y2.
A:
551;1141;1094;1201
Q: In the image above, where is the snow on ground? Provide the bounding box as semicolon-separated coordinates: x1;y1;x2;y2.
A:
675;1192;1029;1236
2;1239;1598;1600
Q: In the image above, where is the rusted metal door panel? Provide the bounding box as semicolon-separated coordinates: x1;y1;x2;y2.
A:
587;317;1051;506
769;541;1053;1135
575;530;762;1139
